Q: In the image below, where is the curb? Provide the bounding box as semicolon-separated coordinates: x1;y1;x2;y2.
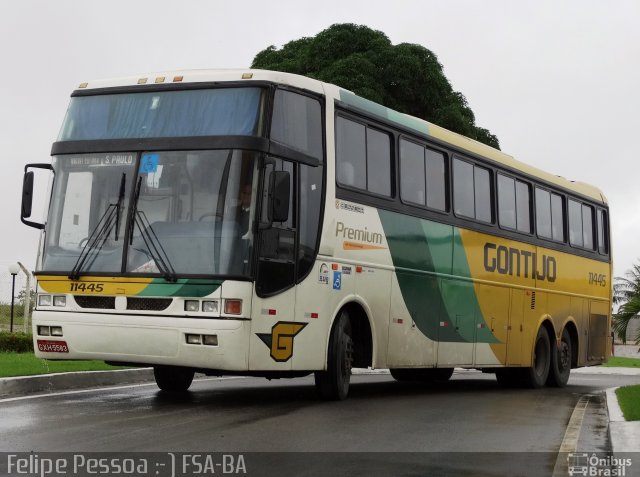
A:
0;368;154;397
605;386;640;453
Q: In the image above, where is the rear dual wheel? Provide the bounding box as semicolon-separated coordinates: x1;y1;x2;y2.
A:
547;328;572;387
497;326;571;389
524;326;551;388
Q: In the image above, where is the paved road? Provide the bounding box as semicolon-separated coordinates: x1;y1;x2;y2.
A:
1;371;639;476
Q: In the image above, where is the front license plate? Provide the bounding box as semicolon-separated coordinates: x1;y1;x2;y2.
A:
37;340;69;353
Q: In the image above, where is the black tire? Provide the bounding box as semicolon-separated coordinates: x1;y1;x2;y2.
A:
390;368;454;383
153;366;195;393
524;327;551;388
314;311;353;400
547;328;572;387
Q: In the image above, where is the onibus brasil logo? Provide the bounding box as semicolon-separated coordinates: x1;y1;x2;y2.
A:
567;453;632;476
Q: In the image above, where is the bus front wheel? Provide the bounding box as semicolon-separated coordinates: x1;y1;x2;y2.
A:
314;311;353;400
153;365;195;393
524;327;551;388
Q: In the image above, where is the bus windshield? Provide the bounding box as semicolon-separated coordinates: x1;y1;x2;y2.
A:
42;150;259;277
58;87;265;141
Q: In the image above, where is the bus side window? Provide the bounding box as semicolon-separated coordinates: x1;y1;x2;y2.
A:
499;174;531;233
400;139;426;206
271;89;323;161
568;199;585;248
498;174;516;229
336;117;366;189
536;187;564;242
597;209;609;255
297;163;323;282
336;115;392;197
453;157;492;223
582;204;594;251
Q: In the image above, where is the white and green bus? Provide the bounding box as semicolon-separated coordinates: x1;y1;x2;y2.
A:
21;70;611;399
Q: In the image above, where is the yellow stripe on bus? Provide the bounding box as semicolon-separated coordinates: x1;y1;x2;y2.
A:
37;275;154;295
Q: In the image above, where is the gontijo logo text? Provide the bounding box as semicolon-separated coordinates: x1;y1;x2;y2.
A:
483;242;557;282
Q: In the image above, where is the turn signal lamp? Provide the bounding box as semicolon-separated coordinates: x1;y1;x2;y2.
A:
224;299;242;315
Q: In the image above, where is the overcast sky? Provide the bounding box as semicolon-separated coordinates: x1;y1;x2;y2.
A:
1;0;638;298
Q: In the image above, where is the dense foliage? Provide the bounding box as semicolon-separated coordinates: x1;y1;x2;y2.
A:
252;23;500;149
0;331;33;353
613;262;640;345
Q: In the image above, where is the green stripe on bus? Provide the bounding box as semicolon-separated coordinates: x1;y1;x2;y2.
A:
379;210;499;344
339;90;429;136
136;278;222;297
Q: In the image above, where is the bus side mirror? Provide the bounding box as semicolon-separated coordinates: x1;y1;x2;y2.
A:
22;172;35;219
21;163;54;230
270;171;290;223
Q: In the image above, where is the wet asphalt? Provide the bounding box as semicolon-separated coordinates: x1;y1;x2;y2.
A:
1;371;639;476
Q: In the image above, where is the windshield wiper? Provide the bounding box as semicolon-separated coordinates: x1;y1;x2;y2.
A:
127;176;177;282
69;173;126;280
114;172;126;240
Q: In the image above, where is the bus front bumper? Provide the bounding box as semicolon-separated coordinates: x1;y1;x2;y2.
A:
31;310;250;371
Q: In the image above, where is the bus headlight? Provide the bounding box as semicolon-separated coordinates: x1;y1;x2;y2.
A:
202;300;218;313
184;300;200;312
53;296;67;307
38;295;52;307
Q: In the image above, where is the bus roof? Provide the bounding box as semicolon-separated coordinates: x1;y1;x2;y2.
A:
76;69;606;204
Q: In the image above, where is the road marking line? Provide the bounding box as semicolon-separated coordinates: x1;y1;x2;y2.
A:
0;376;246;403
552;394;590;477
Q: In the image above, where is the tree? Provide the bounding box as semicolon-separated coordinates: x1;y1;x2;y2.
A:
17;286;36;315
251;23;500;149
613;262;640;346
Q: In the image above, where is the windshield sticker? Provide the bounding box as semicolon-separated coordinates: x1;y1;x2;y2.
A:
68;154;134;167
140;153;160;174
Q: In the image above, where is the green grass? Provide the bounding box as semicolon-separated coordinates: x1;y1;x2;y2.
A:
0;352;129;378
602;356;640;368
616;386;640;421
